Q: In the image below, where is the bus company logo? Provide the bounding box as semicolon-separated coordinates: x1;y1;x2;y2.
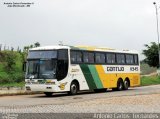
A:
107;67;124;72
71;69;79;72
59;82;67;90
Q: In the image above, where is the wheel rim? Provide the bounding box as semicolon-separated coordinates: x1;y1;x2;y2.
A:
71;84;77;94
124;81;129;89
119;82;122;90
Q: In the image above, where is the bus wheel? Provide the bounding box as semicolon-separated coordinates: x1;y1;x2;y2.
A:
69;81;79;95
124;80;129;90
117;80;124;91
44;92;53;97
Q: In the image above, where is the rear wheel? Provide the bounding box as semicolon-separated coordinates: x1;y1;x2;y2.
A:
44;92;53;97
123;80;129;90
68;82;79;95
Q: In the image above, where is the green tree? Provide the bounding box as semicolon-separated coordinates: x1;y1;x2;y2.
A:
4;51;16;72
34;42;40;47
142;42;159;67
0;51;25;84
23;46;30;53
23;42;41;53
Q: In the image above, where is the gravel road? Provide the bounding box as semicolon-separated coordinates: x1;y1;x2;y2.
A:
0;85;160;113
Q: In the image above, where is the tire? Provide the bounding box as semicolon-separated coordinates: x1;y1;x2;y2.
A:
44;92;53;97
123;80;129;90
117;80;124;91
69;82;79;95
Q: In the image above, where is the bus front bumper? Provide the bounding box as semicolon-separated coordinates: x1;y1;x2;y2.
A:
25;84;64;92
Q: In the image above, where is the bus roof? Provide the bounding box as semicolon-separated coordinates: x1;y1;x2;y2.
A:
29;45;70;51
29;45;138;54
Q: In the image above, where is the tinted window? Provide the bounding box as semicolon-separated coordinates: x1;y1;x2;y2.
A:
77;52;82;62
95;53;105;63
57;49;68;80
71;51;76;63
116;54;125;64
28;51;57;59
134;54;138;64
58;49;68;60
126;54;134;64
106;53;116;64
71;51;82;63
83;52;94;63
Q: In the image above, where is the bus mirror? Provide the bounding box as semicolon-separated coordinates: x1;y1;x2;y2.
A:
23;62;26;72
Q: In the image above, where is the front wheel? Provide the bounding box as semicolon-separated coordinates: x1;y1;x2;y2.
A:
44;92;53;97
68;82;79;95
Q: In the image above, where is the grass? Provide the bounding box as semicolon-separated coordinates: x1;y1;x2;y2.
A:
141;76;160;86
0;82;25;87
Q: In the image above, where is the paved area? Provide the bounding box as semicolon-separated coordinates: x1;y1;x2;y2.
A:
0;85;160;113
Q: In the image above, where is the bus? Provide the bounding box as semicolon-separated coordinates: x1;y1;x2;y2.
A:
25;45;140;96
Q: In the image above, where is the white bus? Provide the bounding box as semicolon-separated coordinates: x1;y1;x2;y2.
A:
25;45;140;96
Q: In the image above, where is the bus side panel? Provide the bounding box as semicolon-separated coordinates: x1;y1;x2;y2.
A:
79;64;97;90
69;64;140;91
96;65;117;88
68;64;90;91
129;73;140;87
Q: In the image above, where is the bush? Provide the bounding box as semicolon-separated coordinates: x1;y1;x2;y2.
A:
0;72;13;84
0;51;25;84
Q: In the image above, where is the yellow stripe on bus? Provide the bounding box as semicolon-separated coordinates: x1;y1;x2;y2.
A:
95;65;109;88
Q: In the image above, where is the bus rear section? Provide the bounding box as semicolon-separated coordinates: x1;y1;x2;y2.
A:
70;48;140;92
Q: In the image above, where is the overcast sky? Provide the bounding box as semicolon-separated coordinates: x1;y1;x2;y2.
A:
0;0;159;59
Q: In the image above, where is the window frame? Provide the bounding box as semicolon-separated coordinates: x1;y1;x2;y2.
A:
116;53;126;65
95;52;106;64
83;51;95;64
125;54;134;65
106;52;116;65
70;50;83;64
133;54;139;65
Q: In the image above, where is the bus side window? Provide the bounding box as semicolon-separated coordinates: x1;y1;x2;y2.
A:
76;52;82;63
88;52;94;63
126;54;134;64
106;53;116;64
83;52;89;63
134;54;138;65
83;52;94;63
71;51;76;63
71;51;82;63
95;53;105;63
116;54;125;64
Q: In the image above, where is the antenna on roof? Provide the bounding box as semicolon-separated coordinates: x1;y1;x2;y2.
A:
58;41;63;46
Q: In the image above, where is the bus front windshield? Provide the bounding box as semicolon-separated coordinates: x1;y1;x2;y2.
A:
26;50;58;79
26;59;57;79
